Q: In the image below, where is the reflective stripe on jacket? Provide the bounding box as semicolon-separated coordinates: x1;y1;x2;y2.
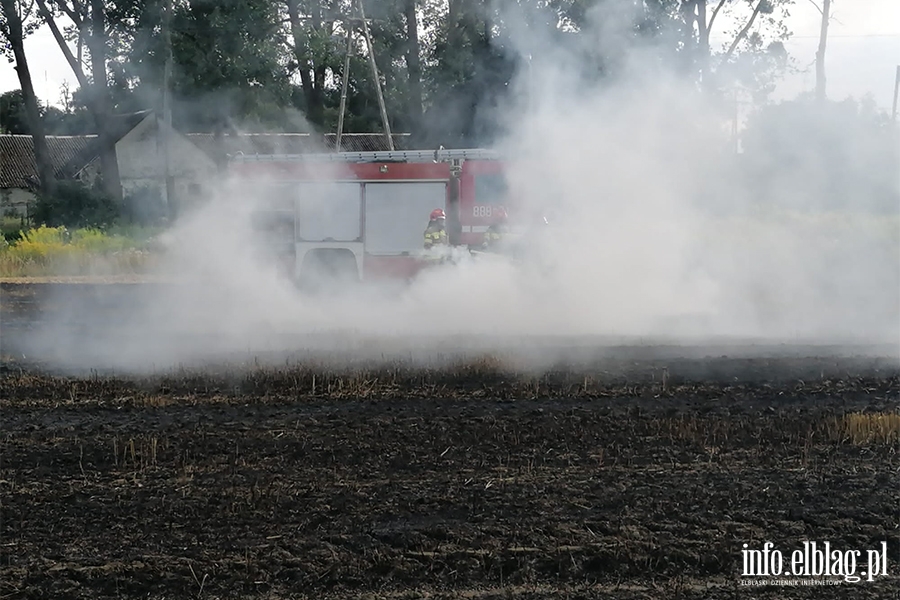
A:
482;224;508;248
424;226;448;249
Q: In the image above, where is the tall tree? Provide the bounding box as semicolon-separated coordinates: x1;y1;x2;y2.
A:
36;0;123;200
423;0;517;145
814;0;830;102
146;0;292;131
283;0;342;127
674;0;793;99
722;0;768;60
0;0;56;195
404;0;422;132
0;89;30;133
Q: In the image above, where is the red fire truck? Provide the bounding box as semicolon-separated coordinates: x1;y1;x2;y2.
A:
228;148;514;286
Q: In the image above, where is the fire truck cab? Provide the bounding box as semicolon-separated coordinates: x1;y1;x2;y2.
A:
228;148;511;287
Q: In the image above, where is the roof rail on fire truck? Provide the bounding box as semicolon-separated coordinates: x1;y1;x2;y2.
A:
227;148;502;163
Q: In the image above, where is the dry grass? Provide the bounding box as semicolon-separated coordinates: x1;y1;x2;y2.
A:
655;415;734;446
0;247;156;277
0;275;169;283
825;411;900;445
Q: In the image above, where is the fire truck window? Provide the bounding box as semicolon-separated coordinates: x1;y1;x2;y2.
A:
294;183;362;242
248;184;295;244
364;182;447;254
474;173;508;205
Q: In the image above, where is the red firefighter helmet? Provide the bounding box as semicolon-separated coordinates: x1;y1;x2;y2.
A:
493;206;508;222
430;208;446;220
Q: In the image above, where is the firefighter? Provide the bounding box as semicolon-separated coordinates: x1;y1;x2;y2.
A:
481;206;510;252
423;208;449;251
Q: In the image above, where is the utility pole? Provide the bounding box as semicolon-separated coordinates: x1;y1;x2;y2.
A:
356;0;393;150
733;87;739;154
335;24;354;151
527;52;534;115
161;0;175;219
894;66;899;212
815;0;831;103
892;65;899;123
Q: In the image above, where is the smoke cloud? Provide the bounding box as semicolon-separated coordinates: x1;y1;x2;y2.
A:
14;1;900;373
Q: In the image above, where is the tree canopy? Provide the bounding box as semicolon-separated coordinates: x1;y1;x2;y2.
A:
3;0;805;145
2;0;896;216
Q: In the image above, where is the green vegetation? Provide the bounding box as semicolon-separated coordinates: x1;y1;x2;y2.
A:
1;178;167;278
29;181;121;230
2;176;166;235
2;0;799;143
2;214;28;244
0;225;157;278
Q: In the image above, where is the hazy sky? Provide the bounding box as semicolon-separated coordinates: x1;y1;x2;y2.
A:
1;0;898;114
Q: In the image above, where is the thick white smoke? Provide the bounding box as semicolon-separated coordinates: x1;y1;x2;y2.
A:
17;1;900;372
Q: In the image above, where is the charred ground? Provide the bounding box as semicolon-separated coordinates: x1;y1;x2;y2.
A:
1;282;899;599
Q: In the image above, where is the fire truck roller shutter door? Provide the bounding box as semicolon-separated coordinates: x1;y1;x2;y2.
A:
364;182;448;254
292;182;363;291
294;182;362;242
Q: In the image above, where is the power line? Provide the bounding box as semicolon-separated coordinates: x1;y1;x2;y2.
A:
710;33;900;40
790;33;900;39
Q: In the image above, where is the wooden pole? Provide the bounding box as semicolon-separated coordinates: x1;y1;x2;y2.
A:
162;0;175;218
357;0;393;150
892;65;899;124
335;24;354;151
733;87;739;154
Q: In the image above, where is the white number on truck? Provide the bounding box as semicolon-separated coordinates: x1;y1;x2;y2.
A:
473;205;493;217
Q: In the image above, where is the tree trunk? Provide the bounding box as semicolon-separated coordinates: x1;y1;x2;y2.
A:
696;0;710;83
404;0;422;133
313;64;326;115
1;0;56;197
723;0;765;60
447;0;461;50
309;2;324;122
88;0;122;201
815;0;830;103
35;0;90;89
680;0;696;74
705;0;726;37
37;0;122;200
285;0;323;124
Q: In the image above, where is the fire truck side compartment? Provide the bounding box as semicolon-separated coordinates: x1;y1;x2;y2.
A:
363;182;448;254
293;182;362;242
230;151;514;282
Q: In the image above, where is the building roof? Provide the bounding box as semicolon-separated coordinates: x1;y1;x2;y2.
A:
0;110;153;190
0;134;96;189
1;117;412;189
324;133;412;152
53;111;155;179
185;132;411;159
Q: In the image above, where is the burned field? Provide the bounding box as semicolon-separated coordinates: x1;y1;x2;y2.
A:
1;283;900;599
3;359;899;599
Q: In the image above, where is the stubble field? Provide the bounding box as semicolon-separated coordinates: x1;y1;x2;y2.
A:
1;282;899;599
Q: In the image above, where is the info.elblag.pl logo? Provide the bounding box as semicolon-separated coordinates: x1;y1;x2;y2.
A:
739;541;890;585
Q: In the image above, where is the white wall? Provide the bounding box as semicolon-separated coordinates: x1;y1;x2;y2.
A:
116;118;217;182
115;117;218;210
1;119;220;219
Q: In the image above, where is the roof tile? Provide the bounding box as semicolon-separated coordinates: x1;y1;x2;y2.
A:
0;135;96;189
185;132;410;158
2;128;413;189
